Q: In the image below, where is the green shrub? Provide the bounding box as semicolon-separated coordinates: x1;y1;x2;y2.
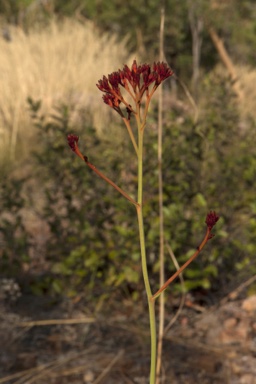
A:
1;72;251;299
0;177;31;275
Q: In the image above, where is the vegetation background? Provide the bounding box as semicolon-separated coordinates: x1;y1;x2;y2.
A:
0;0;256;308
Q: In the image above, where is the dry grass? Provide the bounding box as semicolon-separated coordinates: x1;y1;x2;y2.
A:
0;19;134;163
236;64;256;121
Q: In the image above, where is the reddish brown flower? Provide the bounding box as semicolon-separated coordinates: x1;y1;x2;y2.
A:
67;134;79;152
67;134;86;161
96;60;173;115
153;61;174;85
120;61;154;92
102;94;119;108
205;211;219;231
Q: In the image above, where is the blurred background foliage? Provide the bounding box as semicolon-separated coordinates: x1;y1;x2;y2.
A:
0;0;256;305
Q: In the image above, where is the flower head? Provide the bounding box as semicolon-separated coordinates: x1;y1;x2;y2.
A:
205;211;219;231
96;60;173;116
67;134;79;152
67;134;85;161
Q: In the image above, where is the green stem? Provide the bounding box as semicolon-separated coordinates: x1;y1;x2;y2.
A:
136;125;157;384
122;117;138;155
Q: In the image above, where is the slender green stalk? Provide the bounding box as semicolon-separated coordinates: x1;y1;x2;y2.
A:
88;60;175;383
136;122;157;384
122;117;138;156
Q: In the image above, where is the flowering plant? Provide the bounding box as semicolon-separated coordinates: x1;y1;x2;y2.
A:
67;60;219;383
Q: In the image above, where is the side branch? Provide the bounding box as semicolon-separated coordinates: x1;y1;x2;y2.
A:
85;158;139;207
67;134;139;208
151;228;211;301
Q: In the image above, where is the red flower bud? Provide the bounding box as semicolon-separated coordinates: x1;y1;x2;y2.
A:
205;211;219;231
67;134;79;152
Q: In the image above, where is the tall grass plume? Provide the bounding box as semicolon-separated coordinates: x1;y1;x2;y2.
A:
0;19;133;164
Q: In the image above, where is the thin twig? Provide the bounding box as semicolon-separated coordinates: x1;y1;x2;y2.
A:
55;365;88;376
92;350;124;384
164;244;186;334
33;364;89;380
13;361;57;384
220;274;256;305
174;74;199;124
0;366;49;384
18;317;95;327
13;350;91;384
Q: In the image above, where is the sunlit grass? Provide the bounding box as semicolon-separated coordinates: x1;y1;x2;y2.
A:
0;19;133;164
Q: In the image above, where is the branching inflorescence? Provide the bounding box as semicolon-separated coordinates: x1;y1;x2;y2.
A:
67;59;219;384
96;60;173;118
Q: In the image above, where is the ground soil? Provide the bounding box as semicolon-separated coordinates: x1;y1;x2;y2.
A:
0;286;256;384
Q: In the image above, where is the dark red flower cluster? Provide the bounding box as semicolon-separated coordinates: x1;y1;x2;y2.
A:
96;60;173;113
205;211;219;231
67;134;79;152
152;62;174;85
